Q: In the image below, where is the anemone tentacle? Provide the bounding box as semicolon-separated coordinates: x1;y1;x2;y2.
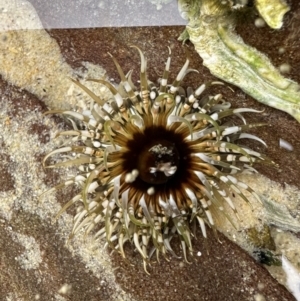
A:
43;47;275;273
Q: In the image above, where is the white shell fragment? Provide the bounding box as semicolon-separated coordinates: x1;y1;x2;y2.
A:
282;256;300;301
279;138;294;151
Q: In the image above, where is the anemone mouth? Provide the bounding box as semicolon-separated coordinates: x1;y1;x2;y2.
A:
42;46;276;273
110;122;192;199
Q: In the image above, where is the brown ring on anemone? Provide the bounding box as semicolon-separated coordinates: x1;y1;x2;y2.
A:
42;46;276;274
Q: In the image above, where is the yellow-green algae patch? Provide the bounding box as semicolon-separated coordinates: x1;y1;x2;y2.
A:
256;0;290;29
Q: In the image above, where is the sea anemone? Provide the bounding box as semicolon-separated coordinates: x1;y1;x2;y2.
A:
43;46;274;273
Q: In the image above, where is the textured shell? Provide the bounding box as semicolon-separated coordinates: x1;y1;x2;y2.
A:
178;0;300;122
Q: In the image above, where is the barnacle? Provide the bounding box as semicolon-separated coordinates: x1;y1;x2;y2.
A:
43;46;275;273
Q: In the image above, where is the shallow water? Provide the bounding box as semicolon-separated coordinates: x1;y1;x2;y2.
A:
0;1;299;301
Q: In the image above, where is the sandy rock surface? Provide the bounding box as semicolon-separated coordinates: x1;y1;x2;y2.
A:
0;0;300;300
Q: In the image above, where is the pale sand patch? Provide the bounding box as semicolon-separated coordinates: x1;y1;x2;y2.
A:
0;0;109;111
0;1;134;300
